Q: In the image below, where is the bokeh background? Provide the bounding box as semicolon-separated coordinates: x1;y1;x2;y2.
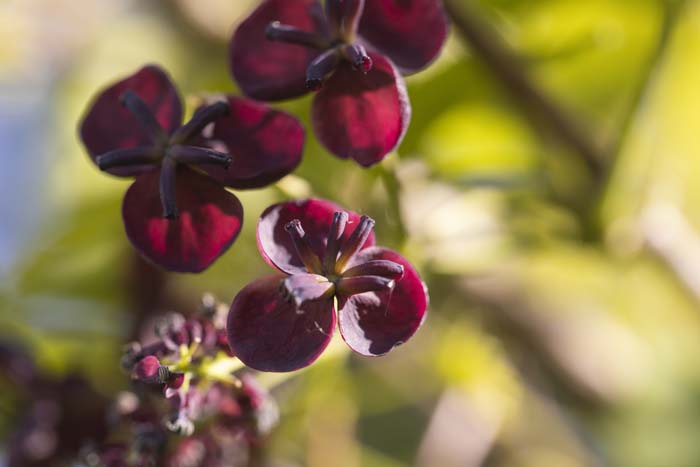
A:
2;0;700;466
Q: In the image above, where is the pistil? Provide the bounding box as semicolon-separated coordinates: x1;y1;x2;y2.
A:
159;157;179;219
336;275;395;296
265;22;329;49
120;90;168;145
170;101;230;145
96;147;160;170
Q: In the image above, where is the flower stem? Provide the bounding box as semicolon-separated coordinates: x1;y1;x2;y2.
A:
377;157;408;247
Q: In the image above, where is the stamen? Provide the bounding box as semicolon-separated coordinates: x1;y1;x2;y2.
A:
159;157;179;220
334;216;375;272
336;275;394;296
167;145;231;168
306;49;341;90
266;21;329;49
95;147;159;171
309;2;331;40
325;0;343;35
342;43;372;73
120;90;167;143
326;0;365;41
341;260;404;280
170;101;229;145
323;211;349;274
340;0;365;41
284;220;323;273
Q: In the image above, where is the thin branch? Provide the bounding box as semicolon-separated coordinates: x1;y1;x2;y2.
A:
444;0;605;180
604;0;687;162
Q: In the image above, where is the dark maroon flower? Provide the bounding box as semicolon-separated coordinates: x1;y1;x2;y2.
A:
230;0;448;166
227;198;428;372
79;64;305;272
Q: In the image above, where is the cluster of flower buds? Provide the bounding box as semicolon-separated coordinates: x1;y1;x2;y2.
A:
78;295;280;466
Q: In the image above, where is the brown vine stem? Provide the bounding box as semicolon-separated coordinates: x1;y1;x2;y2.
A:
444;0;606;181
593;0;687;219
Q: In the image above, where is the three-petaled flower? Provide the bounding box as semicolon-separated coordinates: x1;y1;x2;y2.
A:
227;198;428;372
230;0;448;166
79;64;305;272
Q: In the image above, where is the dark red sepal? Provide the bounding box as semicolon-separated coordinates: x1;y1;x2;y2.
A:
337;247;427;356
359;0;448;74
79;65;183;176
122;166;243;273
227;275;335;372
204;96;304;189
230;0;324;101
311;53;410;166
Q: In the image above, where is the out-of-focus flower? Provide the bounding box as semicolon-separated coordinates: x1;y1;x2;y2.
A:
229;0;448;166
79;64;305;272
227;198;428;372
0;342;111;467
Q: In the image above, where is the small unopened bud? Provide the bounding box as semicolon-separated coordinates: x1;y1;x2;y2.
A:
133;356;164;383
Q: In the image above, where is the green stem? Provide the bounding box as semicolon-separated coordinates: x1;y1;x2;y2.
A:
377;157;408;247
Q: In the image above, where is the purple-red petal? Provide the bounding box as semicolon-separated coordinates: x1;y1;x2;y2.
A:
359;0;448;74
257;198;375;275
79;65;183;176
204;96;304;189
226;275;335;372
230;0;323;101
122;167;243;273
337;247;427;356
311;52;410;166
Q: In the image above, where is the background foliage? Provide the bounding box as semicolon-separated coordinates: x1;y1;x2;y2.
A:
2;0;700;466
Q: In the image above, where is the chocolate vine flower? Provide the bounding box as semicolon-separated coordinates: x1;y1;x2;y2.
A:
79;64;305;272
227;198;428;372
230;0;448;166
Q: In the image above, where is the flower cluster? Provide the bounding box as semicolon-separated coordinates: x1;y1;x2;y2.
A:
82;296;279;466
230;0;448;166
73;2;440;460
227;198;429;372
80;65;305;273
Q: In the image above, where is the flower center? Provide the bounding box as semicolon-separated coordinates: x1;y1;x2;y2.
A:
281;211;404;303
93;94;232;219
264;0;373;91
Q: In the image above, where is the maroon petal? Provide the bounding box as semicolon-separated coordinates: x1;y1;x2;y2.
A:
79;65;183;176
311;52;410;167
337;247;427;356
122;167;243;273
359;0;448;74
227;275;335;372
230;0;323;101
204;96;304;189
257;199;375;275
